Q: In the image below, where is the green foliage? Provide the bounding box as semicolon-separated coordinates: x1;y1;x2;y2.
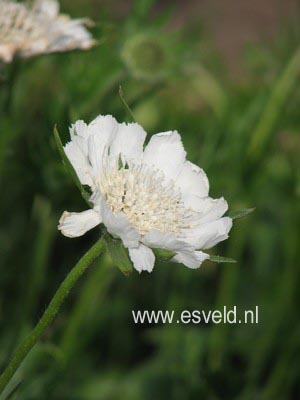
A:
152;248;175;262
105;235;133;276
209;255;237;264
0;0;299;399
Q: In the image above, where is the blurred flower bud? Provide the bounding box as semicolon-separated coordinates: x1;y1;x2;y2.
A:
121;33;170;82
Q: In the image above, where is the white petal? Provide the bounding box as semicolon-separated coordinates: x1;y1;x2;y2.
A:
65;116;119;187
172;250;209;269
100;198;140;248
182;217;233;250
143;229;189;255
143;230;208;269
33;0;59;18
88;115;118;139
188;197;228;222
58;209;101;238
46;21;95;53
64;141;93;186
142;131;186;180
143;230;186;252
67;120;90;172
87;115;118;175
109;122;146;166
70;120;89;141
176;161;209;208
129;244;155;273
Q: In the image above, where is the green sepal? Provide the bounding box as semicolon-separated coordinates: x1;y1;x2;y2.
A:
153;248;175;262
209;255;237;264
105;235;133;276
227;207;255;220
53;125;91;207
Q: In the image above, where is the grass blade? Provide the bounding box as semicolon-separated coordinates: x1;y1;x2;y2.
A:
53;125;91;207
247;46;300;162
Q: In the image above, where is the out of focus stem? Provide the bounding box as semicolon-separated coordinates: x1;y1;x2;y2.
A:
2;60;20;116
247;46;300;162
0;238;106;395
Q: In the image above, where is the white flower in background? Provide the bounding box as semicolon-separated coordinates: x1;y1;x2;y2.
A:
58;115;232;273
0;0;96;63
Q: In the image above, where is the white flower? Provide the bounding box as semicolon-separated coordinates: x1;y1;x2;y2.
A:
0;0;96;63
58;115;232;273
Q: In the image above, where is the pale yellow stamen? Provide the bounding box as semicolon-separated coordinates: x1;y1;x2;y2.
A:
99;165;186;235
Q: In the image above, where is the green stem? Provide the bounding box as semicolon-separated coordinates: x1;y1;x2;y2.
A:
119;85;136;122
0;238;106;395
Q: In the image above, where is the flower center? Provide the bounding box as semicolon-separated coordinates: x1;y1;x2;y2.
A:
99;165;186;235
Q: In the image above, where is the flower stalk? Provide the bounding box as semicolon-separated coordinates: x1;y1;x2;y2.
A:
3;60;19;115
0;237;106;395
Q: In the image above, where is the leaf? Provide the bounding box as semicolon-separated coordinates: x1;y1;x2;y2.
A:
153;248;175;262
209;255;237;264
227;207;255;220
53;125;91;207
119;85;136;122
105;235;133;276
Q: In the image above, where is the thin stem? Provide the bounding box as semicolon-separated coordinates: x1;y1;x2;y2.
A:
0;237;106;395
119;85;136;122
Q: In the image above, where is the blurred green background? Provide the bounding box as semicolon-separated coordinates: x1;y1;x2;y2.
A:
1;0;300;399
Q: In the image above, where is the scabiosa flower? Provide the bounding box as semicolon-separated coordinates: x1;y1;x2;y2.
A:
0;0;96;63
58;115;232;272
